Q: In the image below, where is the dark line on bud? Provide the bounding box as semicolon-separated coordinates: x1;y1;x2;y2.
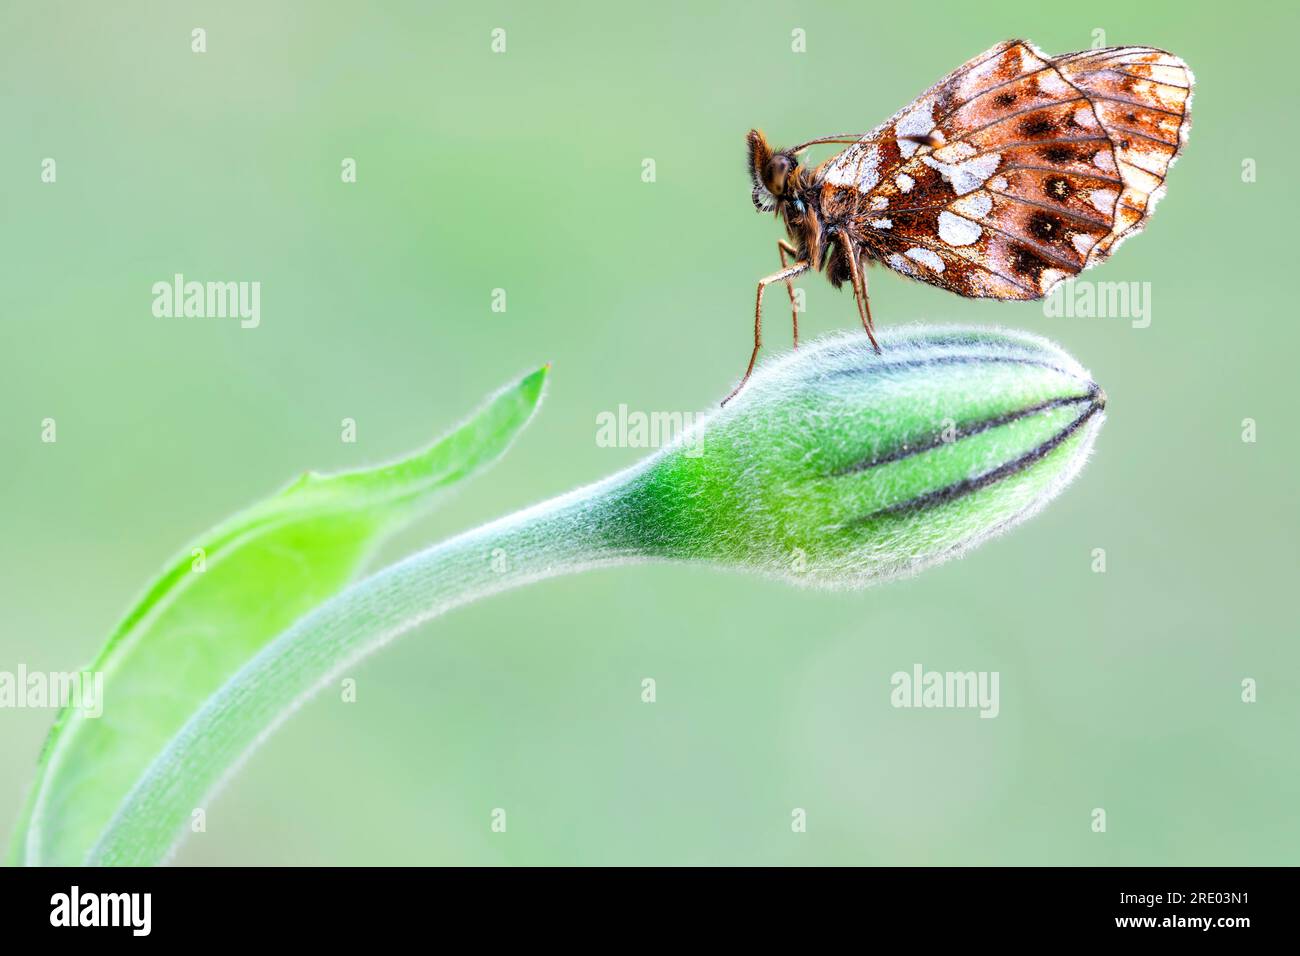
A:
833;389;1100;475
851;395;1105;523
823;353;1078;380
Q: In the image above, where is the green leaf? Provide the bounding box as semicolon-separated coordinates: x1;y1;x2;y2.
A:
8;365;550;866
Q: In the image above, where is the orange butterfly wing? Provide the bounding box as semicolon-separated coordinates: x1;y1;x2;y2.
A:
817;39;1193;299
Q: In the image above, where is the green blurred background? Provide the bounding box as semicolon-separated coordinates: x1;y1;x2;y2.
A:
2;0;1296;865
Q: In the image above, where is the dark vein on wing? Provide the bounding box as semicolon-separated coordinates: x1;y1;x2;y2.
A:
1107;125;1179;148
1083;94;1185;117
998;162;1122;184
1094;68;1190;89
984;190;1112;228
927;136;1111;167
929;42;1049;128
955;96;1087;140
879;235;1040;295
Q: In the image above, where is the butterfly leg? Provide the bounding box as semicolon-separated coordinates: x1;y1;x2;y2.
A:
842;236;881;353
859;264;880;352
722;259;810;405
777;239;801;348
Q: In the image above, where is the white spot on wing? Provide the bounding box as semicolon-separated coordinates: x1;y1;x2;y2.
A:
1089;187;1118;214
933;141;976;163
896;173;914;193
895;99;936;158
1072;232;1098;256
1039;268;1069;292
951;192;993;220
857;148;882;190
1093;149;1116;173
990;175;1008;191
1119;160;1162;194
870;195;889;210
887;252;916;276
825;143;882;191
1073;106;1099;129
869;218;892;230
1038;69;1070;95
904;247;945;273
921;152;1001;195
938;211;981;246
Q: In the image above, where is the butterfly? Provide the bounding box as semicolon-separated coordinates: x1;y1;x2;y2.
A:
724;38;1193;403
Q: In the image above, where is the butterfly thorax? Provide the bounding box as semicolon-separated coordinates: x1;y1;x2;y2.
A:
786;174;867;289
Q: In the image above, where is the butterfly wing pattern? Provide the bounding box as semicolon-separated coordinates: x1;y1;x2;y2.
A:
819;39;1193;300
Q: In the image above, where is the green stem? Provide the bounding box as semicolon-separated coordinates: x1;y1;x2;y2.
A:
88;470;644;866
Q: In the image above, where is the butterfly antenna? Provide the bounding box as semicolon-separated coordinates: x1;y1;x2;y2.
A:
789;133;867;155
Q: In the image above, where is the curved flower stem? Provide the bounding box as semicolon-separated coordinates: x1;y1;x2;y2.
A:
89;472;644;866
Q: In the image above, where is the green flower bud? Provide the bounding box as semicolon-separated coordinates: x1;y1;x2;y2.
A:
609;325;1105;587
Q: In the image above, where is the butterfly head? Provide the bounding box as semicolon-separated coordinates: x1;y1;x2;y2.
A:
747;129;801;213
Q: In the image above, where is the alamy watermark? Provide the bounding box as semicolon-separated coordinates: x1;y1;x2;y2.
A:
596;404;704;458
50;886;150;935
0;666;103;718
1043;279;1151;328
152;273;260;328
890;663;999;718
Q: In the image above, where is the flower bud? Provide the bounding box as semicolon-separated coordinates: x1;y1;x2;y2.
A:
617;326;1105;587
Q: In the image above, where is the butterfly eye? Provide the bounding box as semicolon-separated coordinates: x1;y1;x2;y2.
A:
764;155;792;194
